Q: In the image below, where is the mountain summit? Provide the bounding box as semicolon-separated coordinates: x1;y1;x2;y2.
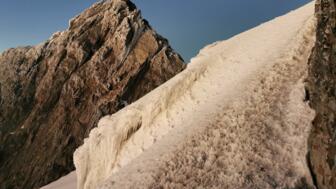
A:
0;0;185;188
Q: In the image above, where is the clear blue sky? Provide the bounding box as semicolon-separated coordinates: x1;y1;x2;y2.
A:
0;0;311;61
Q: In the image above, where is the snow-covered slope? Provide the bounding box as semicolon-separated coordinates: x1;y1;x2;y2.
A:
43;2;316;189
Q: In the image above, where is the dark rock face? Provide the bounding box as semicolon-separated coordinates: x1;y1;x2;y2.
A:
0;0;185;188
307;0;336;188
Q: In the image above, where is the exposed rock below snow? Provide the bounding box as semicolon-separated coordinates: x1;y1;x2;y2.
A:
306;0;336;188
0;0;185;188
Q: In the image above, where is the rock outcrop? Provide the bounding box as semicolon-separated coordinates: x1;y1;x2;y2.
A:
0;0;185;188
307;0;336;188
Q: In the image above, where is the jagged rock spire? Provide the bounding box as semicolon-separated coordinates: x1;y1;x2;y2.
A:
0;0;185;188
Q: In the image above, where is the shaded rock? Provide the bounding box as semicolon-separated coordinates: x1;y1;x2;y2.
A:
0;0;185;188
307;0;336;188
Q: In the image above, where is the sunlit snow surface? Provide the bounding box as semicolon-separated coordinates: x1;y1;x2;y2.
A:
43;2;316;189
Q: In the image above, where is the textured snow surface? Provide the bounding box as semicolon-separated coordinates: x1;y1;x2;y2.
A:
42;2;316;189
41;172;76;189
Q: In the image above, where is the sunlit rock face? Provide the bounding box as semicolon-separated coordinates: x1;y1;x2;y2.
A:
307;0;336;188
0;0;185;188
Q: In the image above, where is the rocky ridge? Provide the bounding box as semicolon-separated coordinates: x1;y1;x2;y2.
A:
0;0;185;188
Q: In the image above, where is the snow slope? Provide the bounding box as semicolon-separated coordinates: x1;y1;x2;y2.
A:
41;172;76;189
43;2;316;189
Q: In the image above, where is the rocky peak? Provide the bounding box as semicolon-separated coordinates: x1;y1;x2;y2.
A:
0;0;185;188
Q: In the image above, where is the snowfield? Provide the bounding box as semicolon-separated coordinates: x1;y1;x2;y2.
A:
43;2;316;189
